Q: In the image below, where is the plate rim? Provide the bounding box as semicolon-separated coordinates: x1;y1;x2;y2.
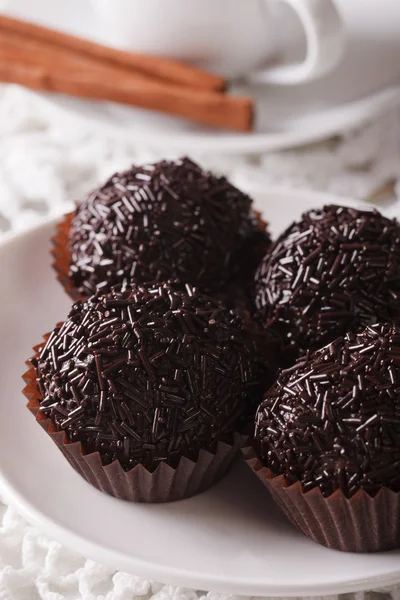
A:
18;84;400;155
2;463;400;598
1;186;400;597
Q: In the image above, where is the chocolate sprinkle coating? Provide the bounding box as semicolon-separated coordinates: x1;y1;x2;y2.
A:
68;157;269;298
255;323;400;498
33;281;264;472
254;205;400;359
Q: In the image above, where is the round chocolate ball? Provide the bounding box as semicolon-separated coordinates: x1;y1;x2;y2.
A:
255;323;400;498
254;205;400;360
68;157;269;299
33;281;265;472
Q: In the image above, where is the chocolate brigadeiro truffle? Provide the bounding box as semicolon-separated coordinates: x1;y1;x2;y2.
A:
245;323;400;552
54;157;269;301
25;281;266;502
254;205;400;363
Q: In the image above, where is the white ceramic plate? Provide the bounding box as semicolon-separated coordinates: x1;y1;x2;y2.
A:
3;0;400;153
1;187;400;597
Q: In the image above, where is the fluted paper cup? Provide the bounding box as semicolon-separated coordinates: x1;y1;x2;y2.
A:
51;211;80;301
23;339;240;503
242;445;400;553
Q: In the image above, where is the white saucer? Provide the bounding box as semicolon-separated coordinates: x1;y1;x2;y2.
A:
1;187;400;597
3;0;400;153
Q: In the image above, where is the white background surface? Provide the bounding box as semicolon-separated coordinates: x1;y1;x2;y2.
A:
0;84;399;600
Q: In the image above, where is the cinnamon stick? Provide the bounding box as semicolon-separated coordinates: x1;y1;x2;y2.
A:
0;57;252;132
0;28;134;80
0;14;225;92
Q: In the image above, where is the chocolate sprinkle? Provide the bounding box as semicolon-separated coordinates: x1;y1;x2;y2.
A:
254;205;400;360
68;157;269;298
33;281;265;471
255;323;400;498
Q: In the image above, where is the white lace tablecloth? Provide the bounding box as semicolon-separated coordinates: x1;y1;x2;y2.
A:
1;84;400;600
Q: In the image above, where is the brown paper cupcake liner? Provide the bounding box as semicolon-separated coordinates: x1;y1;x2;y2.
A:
23;340;240;503
51;211;80;301
242;445;400;553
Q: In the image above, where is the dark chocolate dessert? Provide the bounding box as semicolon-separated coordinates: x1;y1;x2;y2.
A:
66;157;269;299
255;323;400;498
254;205;400;361
33;281;264;473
